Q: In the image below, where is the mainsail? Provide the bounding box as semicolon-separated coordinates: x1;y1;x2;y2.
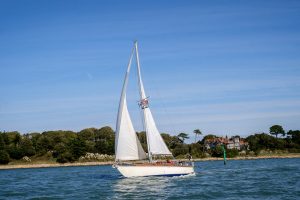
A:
115;47;146;161
134;42;172;158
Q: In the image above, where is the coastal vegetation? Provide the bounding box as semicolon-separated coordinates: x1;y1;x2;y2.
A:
0;125;299;165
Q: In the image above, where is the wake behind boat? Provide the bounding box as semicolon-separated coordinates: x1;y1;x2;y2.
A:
113;41;194;177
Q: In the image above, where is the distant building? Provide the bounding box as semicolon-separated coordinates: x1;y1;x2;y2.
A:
227;140;235;149
204;135;248;150
239;138;249;150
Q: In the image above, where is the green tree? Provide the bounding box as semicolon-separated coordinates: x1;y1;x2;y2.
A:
94;126;115;155
0;134;5;150
13;132;21;146
211;145;223;157
270;125;285;138
53;142;67;158
193;129;202;143
4;131;21;146
7;145;23;159
287;130;300;145
85;140;96;153
36;136;53;154
20;137;36;156
28;132;41;151
177;133;189;143
189;143;205;158
78;128;97;141
56;151;74;163
42;130;76;145
95;140;114;155
137;132;148;152
95;127;114;141
0;150;10;164
246;133;287;153
202;134;217;142
1;132;9;145
172;143;189;157
161;133;182;150
69;138;87;159
226;148;239;158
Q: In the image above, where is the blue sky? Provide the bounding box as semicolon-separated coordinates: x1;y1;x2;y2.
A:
1;0;300;141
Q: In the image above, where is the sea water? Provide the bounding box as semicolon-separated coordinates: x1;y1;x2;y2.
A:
0;158;299;200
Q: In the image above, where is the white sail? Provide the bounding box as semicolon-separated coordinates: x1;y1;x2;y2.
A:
143;108;172;155
115;47;147;161
115;97;146;160
134;42;172;156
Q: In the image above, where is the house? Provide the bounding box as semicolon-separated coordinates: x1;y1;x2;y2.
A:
228;136;241;150
239;138;249;150
204;137;227;149
204;135;248;150
227;140;235;149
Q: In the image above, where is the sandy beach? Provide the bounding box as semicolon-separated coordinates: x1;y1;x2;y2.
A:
1;154;299;170
0;161;115;170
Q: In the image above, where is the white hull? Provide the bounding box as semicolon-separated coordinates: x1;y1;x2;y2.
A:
115;165;195;177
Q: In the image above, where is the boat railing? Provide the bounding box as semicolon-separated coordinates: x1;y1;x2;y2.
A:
115;160;193;167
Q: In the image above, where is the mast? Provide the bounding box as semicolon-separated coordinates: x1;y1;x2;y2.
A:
134;41;152;162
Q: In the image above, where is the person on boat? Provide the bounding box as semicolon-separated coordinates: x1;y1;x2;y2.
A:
187;154;192;161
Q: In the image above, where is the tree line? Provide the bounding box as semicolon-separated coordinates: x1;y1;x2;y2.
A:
0;124;299;164
0;127;115;164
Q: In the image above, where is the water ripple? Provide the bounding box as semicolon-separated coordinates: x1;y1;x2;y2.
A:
0;158;299;200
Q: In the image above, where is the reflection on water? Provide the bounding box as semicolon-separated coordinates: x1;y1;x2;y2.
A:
113;176;171;199
112;174;196;199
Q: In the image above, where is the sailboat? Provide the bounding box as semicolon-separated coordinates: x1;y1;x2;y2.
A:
113;41;194;177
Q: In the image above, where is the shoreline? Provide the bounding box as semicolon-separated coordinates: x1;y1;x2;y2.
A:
192;154;300;161
0;161;114;170
1;154;300;170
